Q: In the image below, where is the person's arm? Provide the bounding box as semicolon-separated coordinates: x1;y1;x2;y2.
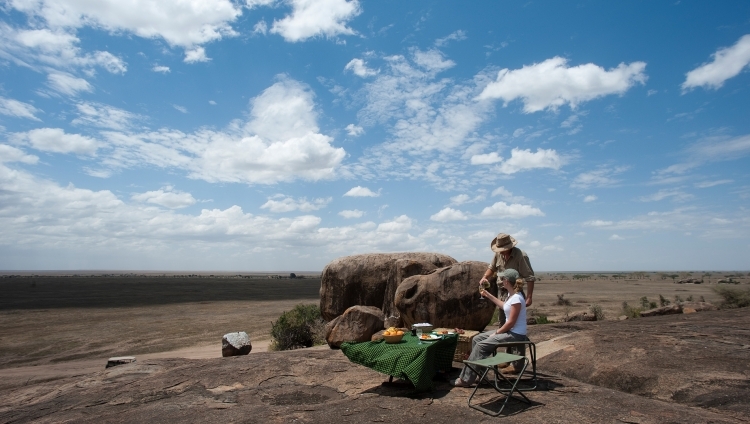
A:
479;287;505;309
479;268;493;284
525;280;534;307
496;302;520;334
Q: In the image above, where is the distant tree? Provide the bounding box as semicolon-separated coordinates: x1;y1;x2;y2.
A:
289;273;297;279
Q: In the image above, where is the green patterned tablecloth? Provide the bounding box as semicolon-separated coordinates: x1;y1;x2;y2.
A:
341;333;458;391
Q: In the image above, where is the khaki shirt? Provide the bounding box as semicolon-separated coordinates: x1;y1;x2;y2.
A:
489;247;536;282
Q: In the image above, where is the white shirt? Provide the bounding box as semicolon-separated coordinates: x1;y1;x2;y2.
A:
503;292;527;335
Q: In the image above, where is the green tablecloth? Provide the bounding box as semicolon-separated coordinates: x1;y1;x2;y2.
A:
341;333;458;391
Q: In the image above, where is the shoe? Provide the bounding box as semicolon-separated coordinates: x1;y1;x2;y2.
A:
450;378;475;387
500;364;517;374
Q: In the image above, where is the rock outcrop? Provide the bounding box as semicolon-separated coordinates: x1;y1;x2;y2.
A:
325;305;385;348
563;311;597;322
640;304;683;317
222;332;252;357
319;252;456;321
394;261;496;331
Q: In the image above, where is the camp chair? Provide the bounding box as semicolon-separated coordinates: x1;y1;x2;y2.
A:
462;352;531;416
493;339;537;391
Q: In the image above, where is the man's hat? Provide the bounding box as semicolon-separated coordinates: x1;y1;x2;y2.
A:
491;233;517;253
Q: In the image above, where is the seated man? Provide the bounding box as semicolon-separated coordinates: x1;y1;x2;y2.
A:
451;269;529;387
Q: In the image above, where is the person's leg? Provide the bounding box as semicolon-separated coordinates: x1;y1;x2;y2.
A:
458;332;517;383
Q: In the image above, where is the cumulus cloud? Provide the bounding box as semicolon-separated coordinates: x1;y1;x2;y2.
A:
46;72;93;96
132;187;197;209
344;186;379;197
470;152;502;165
346;124;364;136
480;202;544;219
173;104;188;114
260;195;331;213
270;0;361;42
0;96;41;121
339;209;363;218
184;47;210;63
449;194;469;205
583;195;597;202
377;215;411;232
12;128;99;155
682;34;750;91
609;234;624;240
498;148;564;174
430;207;468;222
412;48;455;72
153;65;171;73
476;56;647;112
253;20;268;35
0;144;39;164
435;30;467;47
584;220;613;227
345;58;378;77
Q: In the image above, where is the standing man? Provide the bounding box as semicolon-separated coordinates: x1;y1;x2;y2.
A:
479;233;536;307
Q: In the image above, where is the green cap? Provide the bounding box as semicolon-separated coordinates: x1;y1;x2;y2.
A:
498;268;520;283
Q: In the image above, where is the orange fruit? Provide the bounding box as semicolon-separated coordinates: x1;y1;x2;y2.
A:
396;331;404;336
383;331;392;336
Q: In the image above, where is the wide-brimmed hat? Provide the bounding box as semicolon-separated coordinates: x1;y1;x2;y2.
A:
491;233;517;253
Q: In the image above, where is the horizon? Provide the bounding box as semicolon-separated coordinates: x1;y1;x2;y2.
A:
1;1;749;272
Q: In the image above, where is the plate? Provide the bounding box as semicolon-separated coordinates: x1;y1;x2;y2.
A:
419;334;441;341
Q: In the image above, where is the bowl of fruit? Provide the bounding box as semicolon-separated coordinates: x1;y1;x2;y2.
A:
382;327;405;343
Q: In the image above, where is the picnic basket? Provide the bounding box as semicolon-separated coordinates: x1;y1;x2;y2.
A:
434;328;479;362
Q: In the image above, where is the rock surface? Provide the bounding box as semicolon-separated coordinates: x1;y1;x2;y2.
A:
394;261;496;331
325;305;385;348
640;304;683;317
222;332;252;357
563;311;597;322
319;252;456;321
2;308;749;423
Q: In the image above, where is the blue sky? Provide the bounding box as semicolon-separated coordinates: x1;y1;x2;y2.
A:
1;0;749;272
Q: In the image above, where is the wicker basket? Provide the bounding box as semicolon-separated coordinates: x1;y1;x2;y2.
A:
434;328;480;362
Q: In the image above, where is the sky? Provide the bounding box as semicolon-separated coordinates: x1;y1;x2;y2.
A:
1;0;749;272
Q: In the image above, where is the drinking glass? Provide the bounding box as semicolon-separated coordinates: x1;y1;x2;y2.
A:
479;280;490;299
416;328;423;344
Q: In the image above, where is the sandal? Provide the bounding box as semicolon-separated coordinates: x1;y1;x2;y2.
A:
450;378;474;387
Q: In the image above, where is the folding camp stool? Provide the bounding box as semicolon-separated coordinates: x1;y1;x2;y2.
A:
462;352;531;416
493;340;537;391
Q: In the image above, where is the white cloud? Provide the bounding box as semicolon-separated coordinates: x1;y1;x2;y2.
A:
184;46;210;63
498;148;564;174
253;20;268;35
72;102;140;130
435;30;467;47
449;194;470;205
658;134;750;176
209;100;217;105
470;152;502;165
412;48;455;72
173;104;188;114
609;234;624;240
339;209;363;218
638;189;694;202
572;166;629;189
345;124;364;136
153;65;170;73
0;96;41;121
583;195;597;202
512;128;526;138
477;56;647;112
270;0;361;42
344;58;378;77
260;195;331;213
46;72;92;96
682;34;750;91
6;0;241;50
12;128;99;155
480;202;544;219
491;186;512;197
584;220;613;227
132;187;197;209
0;144;39;164
430;207;468;222
377;215;411;232
695;179;732;188
344;186;379;197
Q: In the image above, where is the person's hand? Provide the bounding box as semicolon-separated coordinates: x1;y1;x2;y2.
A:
525;296;533;307
479;276;488;284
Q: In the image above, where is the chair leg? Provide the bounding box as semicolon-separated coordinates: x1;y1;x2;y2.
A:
465;358;531;416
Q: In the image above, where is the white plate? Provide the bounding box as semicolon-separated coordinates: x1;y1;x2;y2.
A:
419;334;441;341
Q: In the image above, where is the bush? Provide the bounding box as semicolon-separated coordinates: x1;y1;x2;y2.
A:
713;286;750;309
535;314;553;324
659;294;670;307
622;301;641;318
640;296;657;309
270;304;326;351
589;304;605;321
556;294;572;306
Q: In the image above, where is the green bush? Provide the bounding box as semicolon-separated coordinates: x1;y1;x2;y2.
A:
270;304;326;351
535;314;553;324
713;286;750;309
622;301;641;318
589;304;605;321
659;294;670;307
556;294;572;306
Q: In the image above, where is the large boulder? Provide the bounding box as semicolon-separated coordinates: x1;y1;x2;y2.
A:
222;332;252;357
640;304;683;318
325;305;385;348
394;261;496;331
319;252;456;321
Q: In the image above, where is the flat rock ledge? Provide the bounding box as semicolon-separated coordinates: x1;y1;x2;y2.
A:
1;309;748;423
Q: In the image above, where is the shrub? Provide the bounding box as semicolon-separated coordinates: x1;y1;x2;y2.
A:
589;304;605;321
535;314;553;324
270;304;326;351
556;294;572;306
713;286;750;309
686;295;694;301
640;296;657;309
659;294;670;307
622;301;641;318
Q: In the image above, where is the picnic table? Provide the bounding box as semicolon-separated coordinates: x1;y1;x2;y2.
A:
341;333;458;391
